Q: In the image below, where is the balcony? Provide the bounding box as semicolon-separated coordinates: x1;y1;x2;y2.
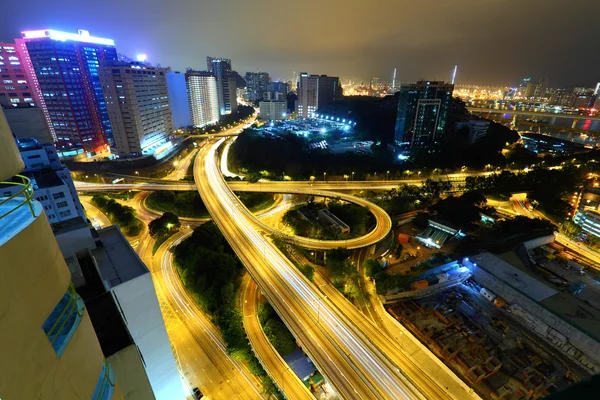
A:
0;174;40;247
42;284;85;356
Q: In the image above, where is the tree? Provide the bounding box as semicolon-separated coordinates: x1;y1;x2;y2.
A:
422;179;452;202
298;264;315;282
148;212;181;238
364;259;382;278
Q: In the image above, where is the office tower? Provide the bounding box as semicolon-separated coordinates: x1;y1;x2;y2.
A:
517;77;531;97
525;82;537;98
296;73;342;118
185;70;220;127
534;77;549;98
99;60;174;158
166;71;192;128
371;77;380;88
207;56;237;115
267;81;288;96
20;29;118;154
393;80;454;147
259;100;287;120
0;107;126;399
0;43;42;108
245;71;270;101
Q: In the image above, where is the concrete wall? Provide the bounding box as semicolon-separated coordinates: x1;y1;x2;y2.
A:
0;209;122;399
469;263;600;373
523;235;554;250
108;344;156;400
112;273;184;400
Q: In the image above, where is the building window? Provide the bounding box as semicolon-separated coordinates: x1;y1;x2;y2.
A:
56;201;68;208
92;360;115;400
42;285;84;356
52;192;65;200
59;210;71;218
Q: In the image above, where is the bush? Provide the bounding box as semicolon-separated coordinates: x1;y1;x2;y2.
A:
91;195;143;237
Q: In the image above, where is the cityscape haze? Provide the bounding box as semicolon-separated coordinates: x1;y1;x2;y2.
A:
2;2;600;400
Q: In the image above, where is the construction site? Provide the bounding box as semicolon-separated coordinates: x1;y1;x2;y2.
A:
388;280;588;399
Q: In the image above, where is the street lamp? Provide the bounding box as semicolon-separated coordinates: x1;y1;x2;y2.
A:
135;171;139;176
352;171;355;181
386;170;390;180
323;172;327;182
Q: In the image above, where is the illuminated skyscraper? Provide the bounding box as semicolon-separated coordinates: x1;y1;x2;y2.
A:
394;80;454;147
296;73;342;118
99;60;173;158
207;56;237;115
185;70;219;127
20;29;118;153
245;71;270;101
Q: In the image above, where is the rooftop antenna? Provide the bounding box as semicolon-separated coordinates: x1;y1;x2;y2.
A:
392;68;397;90
451;65;458;85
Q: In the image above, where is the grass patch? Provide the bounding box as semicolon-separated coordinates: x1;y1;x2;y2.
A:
152;232;174;255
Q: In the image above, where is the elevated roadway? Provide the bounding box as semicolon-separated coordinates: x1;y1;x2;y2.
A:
194;136;472;399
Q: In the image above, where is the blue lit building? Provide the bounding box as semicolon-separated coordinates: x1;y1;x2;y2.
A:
166;71;192;128
21;29;118;153
394;80;454;147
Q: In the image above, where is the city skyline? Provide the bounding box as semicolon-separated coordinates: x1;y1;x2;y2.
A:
1;0;598;87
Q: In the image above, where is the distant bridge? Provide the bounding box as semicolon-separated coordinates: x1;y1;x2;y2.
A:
467;107;600;121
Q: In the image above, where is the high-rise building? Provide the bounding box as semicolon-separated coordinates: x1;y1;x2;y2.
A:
296;73;342;118
186;70;220;127
534;77;549;98
0;106;127;399
245;71;270;101
207;56;237;115
0;43;42;108
99;60;173;158
516;77;531;98
20;29;118;153
267;81;288;96
259;100;287;120
393;80;454;147
166;71;192;128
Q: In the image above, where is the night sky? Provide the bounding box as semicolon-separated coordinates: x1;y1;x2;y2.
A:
1;0;598;87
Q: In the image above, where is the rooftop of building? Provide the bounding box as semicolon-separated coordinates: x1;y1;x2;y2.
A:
283;348;316;381
29;168;64;189
51;215;89;236
470;252;558;302
84;290;134;357
16;137;42;152
92;225;148;288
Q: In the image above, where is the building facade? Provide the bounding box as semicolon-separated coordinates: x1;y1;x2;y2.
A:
296;73;342;118
166;71;192;129
0;42;42;109
0;106;125;399
245;71;270;101
21;29;118;153
99;61;173;158
258;100;287;120
207;56;237;115
393;80;454;147
185;70;220;127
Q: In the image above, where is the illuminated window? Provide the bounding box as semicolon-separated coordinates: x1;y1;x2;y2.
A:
42;285;84;356
3;79;12;84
